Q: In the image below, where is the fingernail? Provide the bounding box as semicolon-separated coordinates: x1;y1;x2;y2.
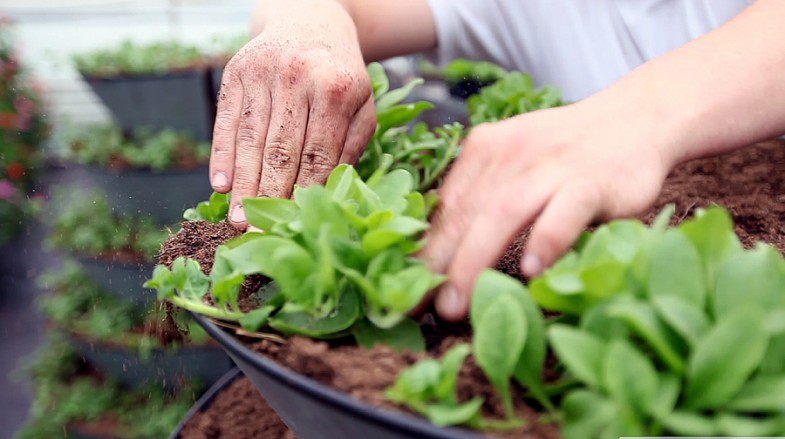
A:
212;172;228;189
522;253;543;278
230;204;245;224
247;225;264;233
436;285;462;318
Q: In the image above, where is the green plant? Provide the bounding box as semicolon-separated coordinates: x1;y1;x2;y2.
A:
15;338;196;439
46;190;168;260
357;63;464;192
62;124;210;171
183;191;230;222
387;270;548;430
531;206;785;438
467;71;563;126
442;59;508;86
147;162;443;346
73;39;205;77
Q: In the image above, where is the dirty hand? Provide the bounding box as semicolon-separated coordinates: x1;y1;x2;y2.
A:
421;100;678;321
210;1;376;229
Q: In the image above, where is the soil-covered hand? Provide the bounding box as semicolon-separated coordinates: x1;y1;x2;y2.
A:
210;0;376;229
422;101;675;321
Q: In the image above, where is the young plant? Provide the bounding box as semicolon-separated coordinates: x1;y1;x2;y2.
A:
147;163;444;347
357;63;465;192
533;206;785;438
183;191;230;223
467;71;563;126
386;344;484;427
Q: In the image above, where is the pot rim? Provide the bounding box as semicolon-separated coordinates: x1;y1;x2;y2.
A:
192;312;485;439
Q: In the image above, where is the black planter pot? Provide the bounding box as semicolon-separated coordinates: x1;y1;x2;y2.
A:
209;66;224;100
80;165;212;225
66;424;117;439
68;332;235;391
168;367;243;439
192;313;485;439
82;70;215;141
407;82;470;129
75;255;155;307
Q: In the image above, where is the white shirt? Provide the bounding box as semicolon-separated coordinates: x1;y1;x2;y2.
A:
426;0;752;101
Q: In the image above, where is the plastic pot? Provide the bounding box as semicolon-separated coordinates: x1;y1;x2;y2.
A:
66;423;117;439
168;367;242;439
82;70;215;141
407;82;470;129
75;255;155;307
80;165;212;225
210;66;224;100
192;313;485;439
68;332;235;391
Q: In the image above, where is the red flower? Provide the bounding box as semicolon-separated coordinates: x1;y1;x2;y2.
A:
6;161;25;180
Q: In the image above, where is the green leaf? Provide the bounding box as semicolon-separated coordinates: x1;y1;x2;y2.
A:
562;390;617;439
685;306;769;410
601;339;658;416
680;206;743;289
145;265;176;300
727;374;785;412
607;298;686;373
761;333;785;374
548;325;605;389
376;102;434;134
714;244;785;320
652;295;710;347
269;287;360;337
662;410;718;436
238;306;276;332
353;317;425;353
367;62;389;98
473;294;526;417
424;398;484;427
648;229;706;308
376;78;424;112
434;344;472;403
243;197;299;231
650;372;681;420
715;412;785;436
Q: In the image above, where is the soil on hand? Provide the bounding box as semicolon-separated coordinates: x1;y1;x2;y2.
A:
163;140;785;439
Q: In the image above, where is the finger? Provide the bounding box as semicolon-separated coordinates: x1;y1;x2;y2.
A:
522;180;601;278
294;90;352;189
435;184;551;321
229;90;272;229
210;69;243;193
418;125;495;275
339;96;376;166
257;87;309;198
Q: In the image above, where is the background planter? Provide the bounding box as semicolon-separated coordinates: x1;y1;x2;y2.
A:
447;80;491;100
82;70;215;141
75;255;155;307
169;367;242;439
193;313;484;439
68;332;235;391
408;82;469;129
80;165;212;225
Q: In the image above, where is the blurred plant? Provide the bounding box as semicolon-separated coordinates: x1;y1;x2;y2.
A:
61;124;210;171
73;39;206;77
0;16;49;243
36;261;209;347
442;59;508;86
205;32;248;65
14;334;197;439
467;71;564;126
46;190;168;261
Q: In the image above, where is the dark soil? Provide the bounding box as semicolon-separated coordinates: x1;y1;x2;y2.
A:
179;374;296;439
167;140;785;439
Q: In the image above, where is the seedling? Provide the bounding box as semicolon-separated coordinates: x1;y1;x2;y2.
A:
467;71;563;125
73;40;205;77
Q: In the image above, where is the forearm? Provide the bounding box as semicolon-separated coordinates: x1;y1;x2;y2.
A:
581;0;785;168
250;0;436;62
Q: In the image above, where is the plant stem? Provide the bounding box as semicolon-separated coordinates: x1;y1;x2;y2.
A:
169;296;245;321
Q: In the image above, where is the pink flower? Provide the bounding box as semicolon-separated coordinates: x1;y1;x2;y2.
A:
0;179;17;200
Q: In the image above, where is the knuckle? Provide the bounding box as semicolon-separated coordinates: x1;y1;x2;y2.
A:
264;141;298;170
322;73;355;104
282;53;307;85
236;126;264;149
300;144;335;175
